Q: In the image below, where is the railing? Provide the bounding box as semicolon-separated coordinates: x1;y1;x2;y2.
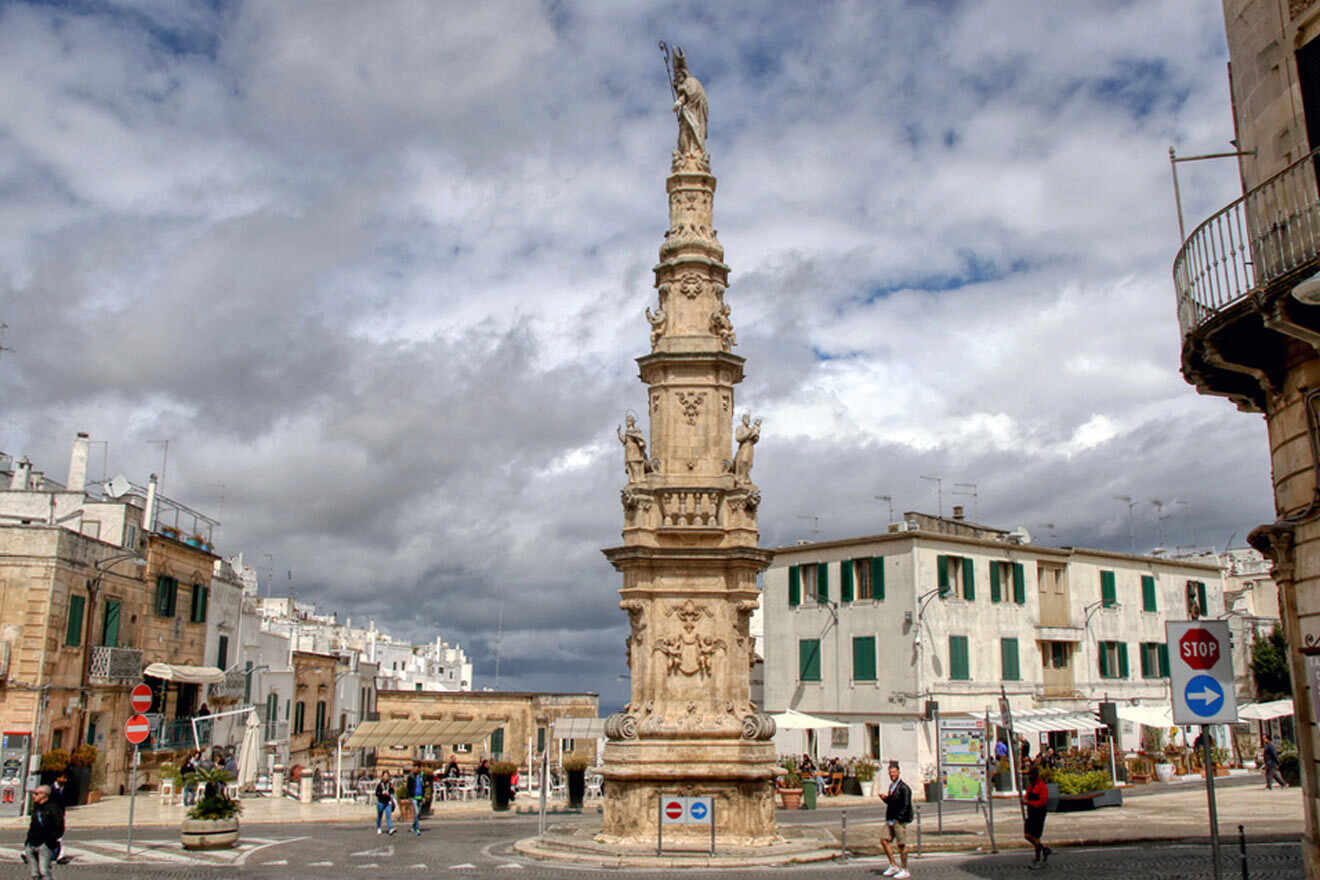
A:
88;646;142;684
1174;146;1320;336
264;720;290;744
143;714;211;751
312;726;344;748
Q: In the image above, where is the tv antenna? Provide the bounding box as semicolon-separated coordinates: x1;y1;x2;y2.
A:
1113;495;1136;554
952;482;978;520
796;514;821;539
0;324;11;358
874;494;894;524
920;475;942;517
147;440;170;493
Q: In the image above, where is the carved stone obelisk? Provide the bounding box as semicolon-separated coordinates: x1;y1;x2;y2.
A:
600;47;779;847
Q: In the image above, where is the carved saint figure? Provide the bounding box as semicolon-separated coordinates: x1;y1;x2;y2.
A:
645;305;667;348
617;415;650;482
671;49;708;155
710;302;736;351
733;412;762;484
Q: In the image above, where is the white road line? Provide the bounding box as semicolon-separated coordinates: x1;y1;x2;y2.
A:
263;859;289;865
498;864;525;869
358;863;380;868
351;844;395;857
408;864;428;869
309;860;334;866
235;836;309;866
449;863;477;869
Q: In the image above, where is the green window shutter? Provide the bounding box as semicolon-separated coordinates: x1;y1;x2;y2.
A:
872;556;885;600
1139;645;1151;678
1013;564;1026;604
962;557;975;600
816;563;829;603
244;661;253;702
788;566;800;607
840;560;853;603
1101;571;1116;607
155;576;168;616
949;636;970;680
189;585;201;623
937;555;949;593
168;579;177;617
1117;642;1129;679
101;599;120;647
315;701;326;737
799;639;821;681
537;727;546;753
200;586;209;623
65;594;85;647
1142;576;1157;612
294;701;305;734
1197;582;1208;616
490;727;504;756
1098;642;1110;679
852;636;876;681
989;563;1001;602
1001;638;1020;680
1158;643;1170;677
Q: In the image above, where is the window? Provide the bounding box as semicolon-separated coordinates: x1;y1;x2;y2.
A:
789;564;829;603
244;661;252;702
415;682;423;691
1139;642;1170;678
1186;580;1207;618
101;599;121;647
537;726;546;753
852;636;877;682
937;555;975;599
65;594;85;647
813;563;828;602
1142;575;1157;613
265;693;279;740
798;638;822;682
1100;571;1117;607
155;575;178;617
1048;642;1069;669
1097;641;1129;679
490;727;504;757
315;700;327;739
866;723;881;760
845;557;884;601
788;566;800;607
454;743;471;753
561;738;575;753
217;635;229;670
1001;638;1020;681
189;583;208;623
293;701;306;734
949;635;970;680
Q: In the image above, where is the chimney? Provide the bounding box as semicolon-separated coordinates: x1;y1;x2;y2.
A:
67;432;90;493
952;505;965;521
10;457;31;490
144;473;159;532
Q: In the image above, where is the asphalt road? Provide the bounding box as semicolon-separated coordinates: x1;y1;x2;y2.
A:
0;810;1300;879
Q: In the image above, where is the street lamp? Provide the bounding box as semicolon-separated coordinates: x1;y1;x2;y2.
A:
78;550;145;749
1082;599;1121;691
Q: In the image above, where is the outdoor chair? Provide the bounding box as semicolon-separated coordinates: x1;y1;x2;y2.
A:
158;778;178;805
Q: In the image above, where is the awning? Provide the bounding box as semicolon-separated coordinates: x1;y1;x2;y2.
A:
1114;704;1174;728
343;718;501;749
771;709;848;730
979;707;1103;734
143;662;225;684
551;717;606;740
1238;699;1294;721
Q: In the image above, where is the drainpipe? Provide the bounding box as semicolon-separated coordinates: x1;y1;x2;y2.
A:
143;475;159;533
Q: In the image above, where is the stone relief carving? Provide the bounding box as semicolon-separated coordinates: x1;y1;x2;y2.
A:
721;392;731;413
651;392;661;413
710;303;736;351
645;305;667;349
676;391;705;425
678;272;705;299
617;414;653;482
733;413;761;484
741;713;777;741
604;713;639;740
653;600;725;677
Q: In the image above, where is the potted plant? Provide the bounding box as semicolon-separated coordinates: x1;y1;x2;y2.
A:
490;761;517;812
562;755;590;809
777;761;804;810
38;749;69;792
922;764;942;802
66;745;96;806
180;765;241;849
1052;769;1122;811
854;760;877;797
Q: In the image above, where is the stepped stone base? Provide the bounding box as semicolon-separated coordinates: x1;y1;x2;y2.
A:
514;822;838;868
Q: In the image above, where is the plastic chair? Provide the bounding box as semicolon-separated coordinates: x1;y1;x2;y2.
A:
158;778;178;804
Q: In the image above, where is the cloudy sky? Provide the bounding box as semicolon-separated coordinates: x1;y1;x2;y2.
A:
0;0;1269;710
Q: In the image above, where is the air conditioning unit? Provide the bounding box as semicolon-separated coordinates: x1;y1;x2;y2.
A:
888;521;911;533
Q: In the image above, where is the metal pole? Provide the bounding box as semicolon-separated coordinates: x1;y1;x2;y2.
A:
657;796;662;856
1204;726;1223;880
1108;734;1118;787
1238;824;1248;880
984;709;996;853
711;799;715;856
1171;146;1187;241
126;746;139;859
538;750;548;837
935;706;943;833
916;805;922;856
840;809;847;860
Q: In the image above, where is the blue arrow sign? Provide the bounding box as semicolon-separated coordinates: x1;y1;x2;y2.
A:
689;800;708;821
1184;674;1225;717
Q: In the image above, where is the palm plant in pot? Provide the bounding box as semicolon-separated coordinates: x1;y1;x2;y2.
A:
490;761;517;812
777;759;804;810
562;755;590;809
180;765;241;850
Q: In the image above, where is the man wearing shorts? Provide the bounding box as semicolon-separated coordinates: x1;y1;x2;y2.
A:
879;761;912;879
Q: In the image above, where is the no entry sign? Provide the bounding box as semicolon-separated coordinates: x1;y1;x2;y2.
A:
129;684;153;714
662;798;686;823
1166;620;1237;725
124;714;151;745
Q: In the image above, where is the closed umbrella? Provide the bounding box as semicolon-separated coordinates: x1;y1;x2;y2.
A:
236;709;262;790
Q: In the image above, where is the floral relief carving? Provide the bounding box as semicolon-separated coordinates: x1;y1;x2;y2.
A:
678;272;705;299
676;391;705;425
653;600;725;678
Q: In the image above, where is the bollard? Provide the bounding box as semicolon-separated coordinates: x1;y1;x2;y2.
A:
1239;824;1248;880
916;805;922;856
840;809;847;861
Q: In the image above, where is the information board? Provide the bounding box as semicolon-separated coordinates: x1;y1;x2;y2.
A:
939;717;985;801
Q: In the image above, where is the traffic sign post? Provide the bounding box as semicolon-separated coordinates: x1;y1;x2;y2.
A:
130;684;152;714
656;794;715;855
124;705;153;860
1167;620;1238;880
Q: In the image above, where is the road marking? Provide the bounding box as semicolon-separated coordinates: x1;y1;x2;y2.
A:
408;864;428;870
358;863;380;869
450;864;477;870
309;861;334;866
262;860;288;865
498;864;525;869
351;844;394;857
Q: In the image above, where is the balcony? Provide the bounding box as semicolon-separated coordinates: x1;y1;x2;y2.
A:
1173;147;1320;412
88;646;143;684
264;720;290;744
142;714;211;752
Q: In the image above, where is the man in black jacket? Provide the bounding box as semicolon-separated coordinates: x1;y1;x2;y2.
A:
878;762;912;879
24;785;63;879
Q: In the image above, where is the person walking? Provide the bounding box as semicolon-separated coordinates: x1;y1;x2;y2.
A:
374;771;397;835
1263;735;1288;789
407;764;426;835
878;761;913;879
181;750;199;806
24;784;63;880
1022;765;1052;869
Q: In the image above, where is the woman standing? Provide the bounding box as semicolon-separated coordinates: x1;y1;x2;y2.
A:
374;771;397;835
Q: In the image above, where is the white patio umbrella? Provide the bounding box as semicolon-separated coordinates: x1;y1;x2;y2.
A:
236;709;262;790
770;709;848;729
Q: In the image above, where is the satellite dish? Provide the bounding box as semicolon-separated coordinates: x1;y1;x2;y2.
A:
1009;526;1032;545
105;474;132;498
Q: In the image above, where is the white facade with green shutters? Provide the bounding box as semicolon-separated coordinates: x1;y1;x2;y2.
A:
759;517;1227;781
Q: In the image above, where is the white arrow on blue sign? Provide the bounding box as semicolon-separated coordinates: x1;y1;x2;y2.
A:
1184;674;1225;717
689;799;709;822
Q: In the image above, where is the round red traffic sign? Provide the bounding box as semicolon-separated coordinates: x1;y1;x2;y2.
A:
1179;628;1220;671
124;714;151;745
130;684;153;714
664;800;683;820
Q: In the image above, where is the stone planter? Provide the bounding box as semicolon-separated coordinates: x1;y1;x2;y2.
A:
923;781;943;802
491;773;514;812
180;817;239;850
1154;763;1175;782
779;787;803;810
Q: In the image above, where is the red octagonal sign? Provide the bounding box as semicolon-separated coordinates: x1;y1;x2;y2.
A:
1179;628;1220;671
665;800;683;820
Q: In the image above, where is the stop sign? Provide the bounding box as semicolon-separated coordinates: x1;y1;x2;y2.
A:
124;714;151;745
130;684;153;714
1179;628;1220;670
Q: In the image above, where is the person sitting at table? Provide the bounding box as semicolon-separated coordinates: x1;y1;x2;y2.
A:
826;758;844;796
445;757;461;778
799;754;816;774
475;759;491;793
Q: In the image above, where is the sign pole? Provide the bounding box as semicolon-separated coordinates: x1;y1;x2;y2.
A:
934;706;943;833
1203;726;1222;880
710;797;715;856
126;745;138;859
657;795;662;856
983;709;996;853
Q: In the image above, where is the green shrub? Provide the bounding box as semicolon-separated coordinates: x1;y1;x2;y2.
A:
854;761;876;782
490;761;518;775
562;755;590;772
1054;769;1113;795
40;750;69;772
183;765;241;821
1280;754;1301;788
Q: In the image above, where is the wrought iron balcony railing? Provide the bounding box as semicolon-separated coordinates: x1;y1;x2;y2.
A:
142;714;211;752
1173;146;1320;336
88;646;143;684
